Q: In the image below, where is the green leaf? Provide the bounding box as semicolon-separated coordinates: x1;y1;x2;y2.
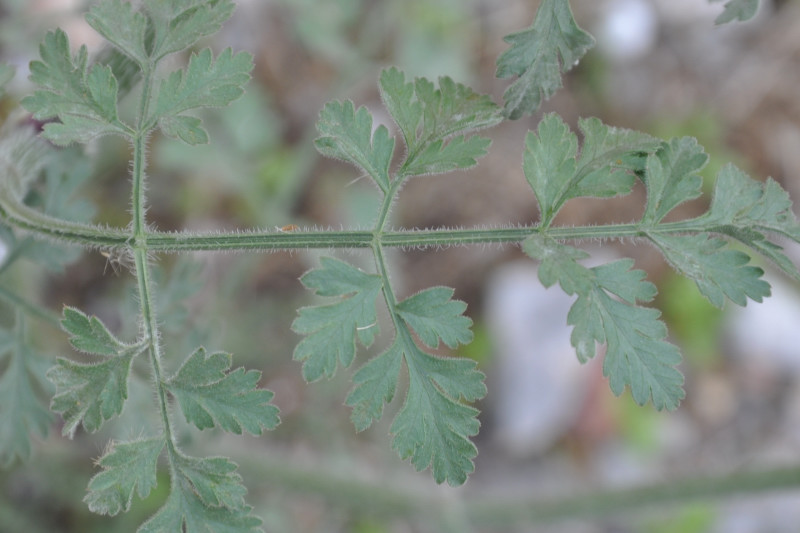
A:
0;320;53;467
151;48;253;141
702;164;800;281
22;29;127;145
144;0;236;61
523;114;660;226
292;257;383;382
85;0;149;66
496;0;595;119
61;306;128;356
48;310;139;438
378;68;501;178
641;138;707;225
139;453;261;533
396;287;473;349
84;437;165;516
524;235;684;410
166;347;279;435
648;233;770;308
315;100;395;192
347;334;485;486
714;0;759;24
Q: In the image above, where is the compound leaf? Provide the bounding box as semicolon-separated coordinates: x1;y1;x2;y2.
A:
315;100;395;192
496;0;595;119
648;233;770;308
346;342;403;432
524;114;659;226
48;311;138;438
396;287;473;349
714;0;759;24
524;235;684;410
292;257;383;382
85;0;149;66
151;48;253;143
641;137;707;225
139;453;261;533
0;319;52;467
144;0;236;61
84;437;165;516
22;29;127;145
378;68;501;178
166;347;279;435
61;306;128;356
702;164;800;281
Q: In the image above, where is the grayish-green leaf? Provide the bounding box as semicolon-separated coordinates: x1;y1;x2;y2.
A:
648;233;770;308
61;306;128;356
523;114;660;226
47;344;136;437
496;0;595;118
144;0;236;61
714;0;759;24
315;100;395;192
22;29;128;145
346;343;403;432
159;115;209;145
378;67;501;178
292;257;383;381
641;137;707;225
524;235;684;410
151;48;253;139
396;287;473;349
139;452;261;532
166;347;279;435
0;319;52;467
84;437;165;516
85;0;149;65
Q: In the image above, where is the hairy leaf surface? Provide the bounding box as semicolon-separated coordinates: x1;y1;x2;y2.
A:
648;233;770;308
641;137;707;225
144;0;236;61
22;29;127;144
139;453;261;533
496;0;595;118
315;100;395;192
62;306;129;356
292;257;383;381
85;437;165;516
524;235;684;410
167;348;279;435
85;0;149;65
396;287;473;349
524;114;660;226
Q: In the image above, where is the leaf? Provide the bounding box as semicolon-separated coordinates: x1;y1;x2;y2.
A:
139;453;261;533
61;306;128;356
84;437;165;516
151;48;253;143
714;0;759;24
523;114;660;226
378;68;501;178
0;319;53;467
496;0;595;119
166;347;279;435
648;233;770;308
346;335;486;486
702;164;800;281
524;235;684;410
396;287;473;349
315;100;395;192
641;137;707;225
85;0;149;66
22;29;127;145
48;309;139;437
144;0;236;61
292;257;383;382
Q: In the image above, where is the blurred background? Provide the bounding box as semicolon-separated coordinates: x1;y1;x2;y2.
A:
2;0;800;531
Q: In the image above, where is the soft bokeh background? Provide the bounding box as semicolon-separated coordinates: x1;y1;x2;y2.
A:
2;0;800;532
